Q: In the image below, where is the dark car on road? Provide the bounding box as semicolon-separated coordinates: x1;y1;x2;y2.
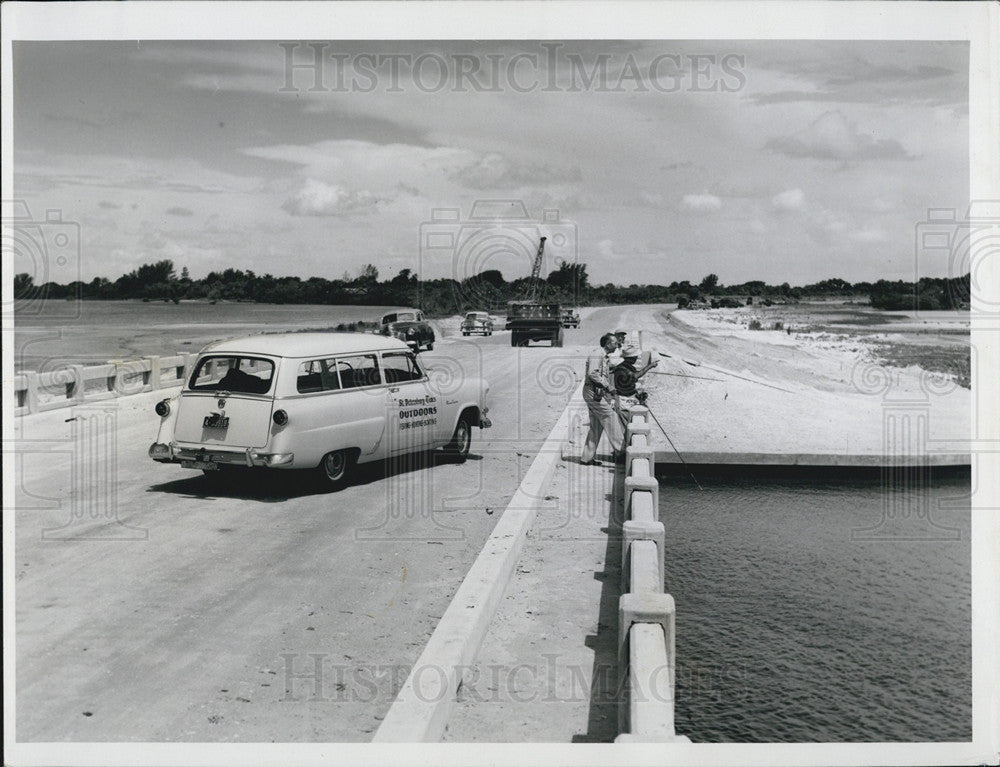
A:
379;309;435;352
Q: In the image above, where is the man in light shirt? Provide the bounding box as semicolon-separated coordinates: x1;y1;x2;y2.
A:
580;332;624;465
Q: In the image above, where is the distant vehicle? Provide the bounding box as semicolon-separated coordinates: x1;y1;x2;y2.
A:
148;333;491;489
561;308;580;328
379;309;435;351
710;297;743;309
461;311;494;336
505;301;563;347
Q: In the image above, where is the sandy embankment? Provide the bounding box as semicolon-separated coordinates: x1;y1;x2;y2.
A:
626;307;970;459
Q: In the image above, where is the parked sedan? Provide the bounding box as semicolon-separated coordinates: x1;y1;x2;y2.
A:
379;309;435;351
461;311;494;336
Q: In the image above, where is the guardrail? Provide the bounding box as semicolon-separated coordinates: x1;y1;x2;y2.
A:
615;405;690;743
13;354;196;417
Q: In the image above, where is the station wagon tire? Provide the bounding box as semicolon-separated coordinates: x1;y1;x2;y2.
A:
444;414;472;462
318;449;355;489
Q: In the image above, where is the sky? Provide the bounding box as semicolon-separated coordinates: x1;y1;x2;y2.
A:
11;39;969;287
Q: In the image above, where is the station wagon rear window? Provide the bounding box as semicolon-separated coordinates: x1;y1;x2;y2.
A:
189;356;274;394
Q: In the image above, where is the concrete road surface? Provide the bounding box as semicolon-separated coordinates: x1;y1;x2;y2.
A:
12;306;637;742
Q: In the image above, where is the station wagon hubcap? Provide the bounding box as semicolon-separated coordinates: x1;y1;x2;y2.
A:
323;451;347;481
456;422;470;453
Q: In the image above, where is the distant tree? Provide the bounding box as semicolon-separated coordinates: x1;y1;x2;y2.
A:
546;262;589;295
477;269;506;288
699;273;719;293
14;273;34;297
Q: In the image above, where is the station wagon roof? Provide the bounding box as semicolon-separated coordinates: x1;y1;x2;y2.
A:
200;332;411;358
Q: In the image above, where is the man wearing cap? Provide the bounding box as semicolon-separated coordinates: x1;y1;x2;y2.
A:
613;345;658;399
613;345;658;431
581;332;624;465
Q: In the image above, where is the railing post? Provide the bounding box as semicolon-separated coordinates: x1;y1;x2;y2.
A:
145;356;161;390
23;371;40;414
68;365;86;403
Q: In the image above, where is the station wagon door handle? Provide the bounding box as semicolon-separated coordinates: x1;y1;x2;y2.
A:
388;386;400;393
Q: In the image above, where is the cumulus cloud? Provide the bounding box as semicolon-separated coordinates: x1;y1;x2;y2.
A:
166;206;194;217
772;188;805;211
282;178;381;217
766;110;912;161
450;152;581;191
682;193;722;212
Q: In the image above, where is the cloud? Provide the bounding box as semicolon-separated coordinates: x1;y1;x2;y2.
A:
849;228;886;243
450;152;581;191
772;188;805;211
166;206;194;217
682;193;722;212
282;178;381;217
766;110;912;161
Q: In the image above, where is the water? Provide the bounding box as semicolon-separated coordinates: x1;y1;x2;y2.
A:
12;301;403;371
657;467;971;742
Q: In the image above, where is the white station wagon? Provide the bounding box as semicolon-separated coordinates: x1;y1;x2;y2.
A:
149;333;491;488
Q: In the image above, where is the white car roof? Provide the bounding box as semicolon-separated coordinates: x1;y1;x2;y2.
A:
200;332;411;358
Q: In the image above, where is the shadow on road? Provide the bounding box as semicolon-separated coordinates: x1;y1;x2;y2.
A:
146;450;483;502
572;463;625;743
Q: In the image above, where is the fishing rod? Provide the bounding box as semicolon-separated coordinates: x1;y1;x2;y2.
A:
644;405;704;491
648;370;727;383
657;351;794;394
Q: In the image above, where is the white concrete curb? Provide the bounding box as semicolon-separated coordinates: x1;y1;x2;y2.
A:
373;384;581;742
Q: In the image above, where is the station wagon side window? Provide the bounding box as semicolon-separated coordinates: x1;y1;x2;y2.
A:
335;354;381;389
189;355;275;394
296;358;342;393
380;351;424;384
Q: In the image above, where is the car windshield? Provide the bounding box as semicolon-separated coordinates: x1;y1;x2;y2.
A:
189;355;275;394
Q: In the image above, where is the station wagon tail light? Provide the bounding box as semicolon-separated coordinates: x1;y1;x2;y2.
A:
155;399;170;417
273;409;289;426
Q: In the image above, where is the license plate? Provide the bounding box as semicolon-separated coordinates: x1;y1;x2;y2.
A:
203;414;230;428
182;460;218;470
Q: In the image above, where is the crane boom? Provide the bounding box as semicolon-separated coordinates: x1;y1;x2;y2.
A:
527;236;547;302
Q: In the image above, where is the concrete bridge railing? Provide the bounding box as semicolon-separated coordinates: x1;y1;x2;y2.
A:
13;354;196;417
615;405;690;743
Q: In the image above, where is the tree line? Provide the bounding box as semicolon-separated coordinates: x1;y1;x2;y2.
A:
13;261;970;315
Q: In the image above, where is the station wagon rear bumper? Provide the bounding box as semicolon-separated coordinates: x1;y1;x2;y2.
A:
149;442;294;468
